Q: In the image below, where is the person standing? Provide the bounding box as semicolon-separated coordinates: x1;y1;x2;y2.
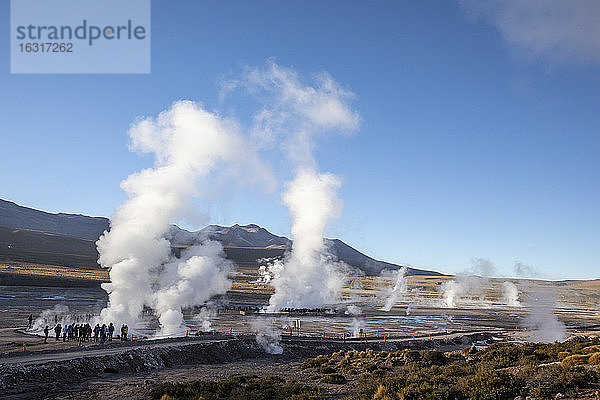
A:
27;314;33;329
43;325;49;344
54;324;61;341
108;323;114;341
100;324;107;344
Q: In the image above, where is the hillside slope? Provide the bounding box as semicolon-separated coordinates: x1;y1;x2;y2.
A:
0;199;442;276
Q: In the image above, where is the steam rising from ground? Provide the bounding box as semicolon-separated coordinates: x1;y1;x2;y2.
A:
346;304;364;338
267;169;344;310
95;62;360;338
522;288;565;342
501;281;520;307
228;62;360;312
382;267;408;311
97;101;271;336
440;258;522;308
252;318;283;354
193;307;216;332
440;258;494;307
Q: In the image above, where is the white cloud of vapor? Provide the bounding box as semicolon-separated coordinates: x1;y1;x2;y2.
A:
226;61;360;312
459;0;600;66
440;258;495;308
97;101;273;336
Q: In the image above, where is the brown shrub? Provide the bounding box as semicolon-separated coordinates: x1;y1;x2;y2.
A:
561;354;590;367
582;345;600;354
588;352;600;365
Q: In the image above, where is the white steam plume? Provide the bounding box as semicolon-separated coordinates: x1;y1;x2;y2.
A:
501;281;521;307
440;258;494;308
382;267;408;311
346;304;364;338
252;318;283;354
268;169;344;310
229;62;360;312
194;307;216;332
97;101;272;336
522;288;565;342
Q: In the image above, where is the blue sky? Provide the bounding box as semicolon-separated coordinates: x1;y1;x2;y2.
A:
1;1;599;279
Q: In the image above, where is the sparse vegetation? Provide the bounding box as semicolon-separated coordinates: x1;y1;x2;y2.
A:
150;374;326;400
296;337;600;399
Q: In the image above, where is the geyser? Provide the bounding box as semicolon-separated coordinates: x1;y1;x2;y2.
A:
97;100;270;336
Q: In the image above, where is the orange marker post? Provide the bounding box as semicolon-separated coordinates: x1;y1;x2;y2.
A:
23;342;26;351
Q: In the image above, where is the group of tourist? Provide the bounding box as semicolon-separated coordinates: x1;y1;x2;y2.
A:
42;322;129;344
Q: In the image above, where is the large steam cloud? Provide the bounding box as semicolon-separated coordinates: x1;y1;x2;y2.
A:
97;101;272;335
440;258;522;308
97;62;360;338
228;62;360;312
267;169;344;310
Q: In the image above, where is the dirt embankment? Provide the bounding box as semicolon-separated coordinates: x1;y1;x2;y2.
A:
0;334;477;399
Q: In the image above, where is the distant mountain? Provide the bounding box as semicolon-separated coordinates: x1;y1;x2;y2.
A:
168;225;438;276
167;224;291;249
0;199;109;240
0;198;442;276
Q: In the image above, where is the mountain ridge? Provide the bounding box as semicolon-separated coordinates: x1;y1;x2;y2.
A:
0;198;442;276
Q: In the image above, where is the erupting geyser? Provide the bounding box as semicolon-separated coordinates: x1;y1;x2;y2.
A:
96;100;271;336
267;168;343;311
227;61;360;312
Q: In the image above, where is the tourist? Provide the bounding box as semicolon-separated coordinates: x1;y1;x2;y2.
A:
43;325;49;344
27;314;33;329
100;324;107;344
54;324;61;341
108;322;114;340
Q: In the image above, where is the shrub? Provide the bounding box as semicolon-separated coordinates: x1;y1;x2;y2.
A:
420;350;447;366
320;373;346;384
588;352;600;365
150;374;325;400
403;350;421;362
463;344;478;357
582;345;600;354
561;354;590;367
302;356;328;370
466;367;521;400
318;365;336;374
518;364;598;398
